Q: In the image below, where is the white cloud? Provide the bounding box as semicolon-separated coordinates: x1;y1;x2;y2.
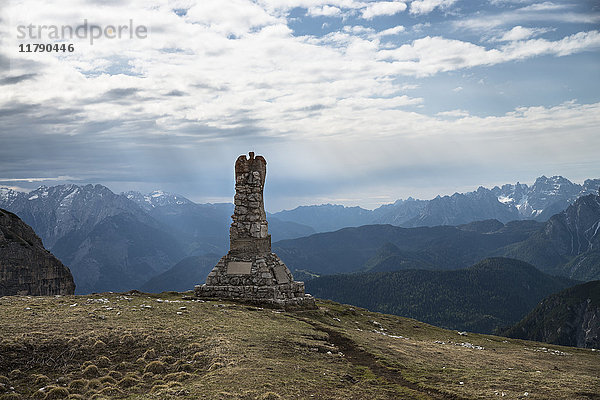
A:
456;4;600;31
409;0;457;15
341;24;405;40
343;25;375;35
497;26;550;41
361;1;407;19
308;5;343;17
489;0;530;4
376;30;600;76
378;25;405;36
184;0;281;36
400;84;419;90
436;109;469;117
452;86;463;92
519;2;569;12
412;22;431;32
0;176;80;183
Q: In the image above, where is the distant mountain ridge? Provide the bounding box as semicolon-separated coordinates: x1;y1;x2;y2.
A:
275;191;600;281
124;190;316;252
0;184;187;294
270;176;600;232
1;175;598;293
0;184;151;248
123;190;193;211
0;185;315;293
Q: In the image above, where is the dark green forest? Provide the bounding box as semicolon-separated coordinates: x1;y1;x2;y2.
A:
305;258;577;334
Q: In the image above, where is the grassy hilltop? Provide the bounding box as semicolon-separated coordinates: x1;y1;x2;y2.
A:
0;293;598;400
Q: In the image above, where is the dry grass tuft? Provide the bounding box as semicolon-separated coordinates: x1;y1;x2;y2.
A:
141;348;156;360
106;371;121;380
149;384;168;394
96;356;110;368
160;355;176;364
43;387;69;399
98;376;116;385
95;386;122;396
81;365;99;379
0;394;21;400
117;376;139;388
143;361;166;375
32;375;50;386
86;379;101;390
164;372;192;382
92;340;105;351
7;371;21;381
67;379;87;394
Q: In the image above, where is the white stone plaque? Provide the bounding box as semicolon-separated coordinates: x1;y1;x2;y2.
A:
227;261;252;275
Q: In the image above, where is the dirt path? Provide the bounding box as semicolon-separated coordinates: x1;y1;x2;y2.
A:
295;317;468;400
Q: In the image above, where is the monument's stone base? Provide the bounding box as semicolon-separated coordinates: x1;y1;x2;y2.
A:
195;252;316;310
195;283;316;310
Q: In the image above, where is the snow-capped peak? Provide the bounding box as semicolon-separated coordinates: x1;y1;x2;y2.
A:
122;190;192;210
0;187;25;206
150;190;166;198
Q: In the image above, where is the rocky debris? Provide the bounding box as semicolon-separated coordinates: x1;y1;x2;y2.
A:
524;347;570;356
0;208;75;296
196;153;316;309
433;340;485;350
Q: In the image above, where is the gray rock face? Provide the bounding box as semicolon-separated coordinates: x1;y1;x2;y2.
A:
575;299;600;348
504;280;600;349
506;193;600;280
196;152;316;309
0;208;75;296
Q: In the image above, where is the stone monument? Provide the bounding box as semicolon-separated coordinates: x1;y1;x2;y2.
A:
195;152;316;309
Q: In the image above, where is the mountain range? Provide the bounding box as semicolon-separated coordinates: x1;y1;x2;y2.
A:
1;175;598;294
0;184;188;293
271;176;600;231
0;185;315;293
274;192;600;282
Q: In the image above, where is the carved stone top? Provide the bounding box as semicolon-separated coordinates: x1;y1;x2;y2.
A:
229;152;270;255
235;152;267;189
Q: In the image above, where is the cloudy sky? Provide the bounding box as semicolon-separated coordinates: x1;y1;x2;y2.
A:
1;0;599;211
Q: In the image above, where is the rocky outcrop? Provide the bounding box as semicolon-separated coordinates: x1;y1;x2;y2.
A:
504;280;599;349
196;152;316;309
0;208;75;296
